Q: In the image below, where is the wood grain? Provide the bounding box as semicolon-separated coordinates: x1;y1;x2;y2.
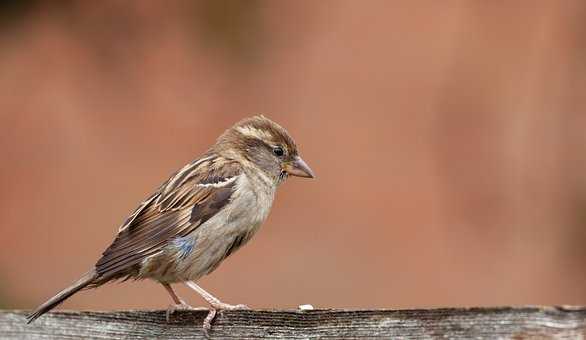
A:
2;307;586;339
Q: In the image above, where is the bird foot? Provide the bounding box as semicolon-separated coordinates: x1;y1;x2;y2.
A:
211;302;249;310
166;301;207;322
203;303;249;335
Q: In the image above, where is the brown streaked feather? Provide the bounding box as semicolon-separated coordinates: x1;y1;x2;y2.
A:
94;155;241;281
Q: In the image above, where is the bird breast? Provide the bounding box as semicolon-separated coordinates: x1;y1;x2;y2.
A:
152;173;276;283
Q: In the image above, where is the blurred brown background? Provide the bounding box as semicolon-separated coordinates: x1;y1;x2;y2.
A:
1;1;586;312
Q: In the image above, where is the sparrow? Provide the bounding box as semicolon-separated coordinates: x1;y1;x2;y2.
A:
27;115;315;331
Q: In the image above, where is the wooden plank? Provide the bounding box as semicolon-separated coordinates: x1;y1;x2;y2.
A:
1;307;586;339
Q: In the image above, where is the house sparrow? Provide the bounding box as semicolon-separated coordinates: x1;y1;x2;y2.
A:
27;115;314;331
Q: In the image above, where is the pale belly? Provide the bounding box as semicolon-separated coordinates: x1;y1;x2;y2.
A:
139;174;275;283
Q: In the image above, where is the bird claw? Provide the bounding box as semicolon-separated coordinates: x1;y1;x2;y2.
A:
203;308;217;337
202;303;249;336
212;302;250;310
165;301;197;322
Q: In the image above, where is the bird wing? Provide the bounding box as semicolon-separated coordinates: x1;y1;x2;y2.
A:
94;154;241;280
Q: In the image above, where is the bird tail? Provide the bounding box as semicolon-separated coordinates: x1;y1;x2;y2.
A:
27;269;99;323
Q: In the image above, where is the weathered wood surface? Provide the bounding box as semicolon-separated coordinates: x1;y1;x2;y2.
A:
1;307;585;339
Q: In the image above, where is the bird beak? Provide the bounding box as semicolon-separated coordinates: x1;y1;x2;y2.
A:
284;156;315;178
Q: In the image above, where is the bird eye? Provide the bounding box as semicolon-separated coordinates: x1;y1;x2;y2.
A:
273;146;284;157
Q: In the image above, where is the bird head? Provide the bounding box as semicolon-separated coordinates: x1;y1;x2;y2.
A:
215;115;315;184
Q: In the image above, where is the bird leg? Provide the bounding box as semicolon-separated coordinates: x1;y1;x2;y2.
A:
185;281;249;333
162;283;206;321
